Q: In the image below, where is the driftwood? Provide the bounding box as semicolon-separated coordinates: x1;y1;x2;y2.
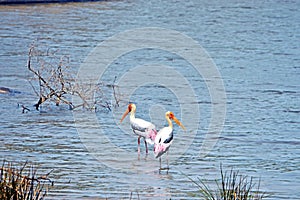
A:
26;44;120;112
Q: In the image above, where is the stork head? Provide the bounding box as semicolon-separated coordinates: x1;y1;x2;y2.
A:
166;111;186;130
120;103;136;123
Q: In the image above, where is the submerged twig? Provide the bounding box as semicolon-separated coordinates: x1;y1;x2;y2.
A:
112;76;120;108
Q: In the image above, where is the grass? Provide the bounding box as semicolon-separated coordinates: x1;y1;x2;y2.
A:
0;160;53;200
187;164;266;200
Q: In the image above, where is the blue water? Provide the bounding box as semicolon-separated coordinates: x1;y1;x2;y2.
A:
0;0;299;199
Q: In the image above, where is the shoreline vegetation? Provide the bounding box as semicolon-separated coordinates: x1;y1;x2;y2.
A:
186;164;266;200
0;160;53;200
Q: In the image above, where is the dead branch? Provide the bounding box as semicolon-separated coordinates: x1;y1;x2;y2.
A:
112;76;120;108
26;43;121;112
21;105;30;113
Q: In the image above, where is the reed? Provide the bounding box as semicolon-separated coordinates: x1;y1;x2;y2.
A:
188;165;265;200
0;160;53;200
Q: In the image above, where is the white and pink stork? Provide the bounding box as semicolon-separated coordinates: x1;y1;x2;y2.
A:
154;111;185;171
120;103;157;154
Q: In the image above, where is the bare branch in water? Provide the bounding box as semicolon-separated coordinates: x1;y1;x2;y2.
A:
26;43;121;112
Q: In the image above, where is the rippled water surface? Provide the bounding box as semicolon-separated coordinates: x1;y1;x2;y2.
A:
0;0;299;199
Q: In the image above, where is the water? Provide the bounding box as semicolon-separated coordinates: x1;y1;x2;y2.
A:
0;0;299;199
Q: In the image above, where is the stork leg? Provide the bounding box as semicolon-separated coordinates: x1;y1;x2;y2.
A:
159;157;162;172
137;136;141;154
166;151;170;171
158;153;170;173
144;138;148;154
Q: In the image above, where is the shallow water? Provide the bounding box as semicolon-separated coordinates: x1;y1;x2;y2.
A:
0;0;299;199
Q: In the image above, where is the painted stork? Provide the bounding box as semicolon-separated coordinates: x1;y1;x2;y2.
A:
120;103;157;154
154;111;185;171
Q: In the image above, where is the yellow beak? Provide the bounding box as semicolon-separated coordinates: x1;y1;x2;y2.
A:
120;108;130;123
173;116;186;130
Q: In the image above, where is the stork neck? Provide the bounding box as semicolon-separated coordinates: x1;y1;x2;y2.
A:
166;116;173;129
130;110;136;121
